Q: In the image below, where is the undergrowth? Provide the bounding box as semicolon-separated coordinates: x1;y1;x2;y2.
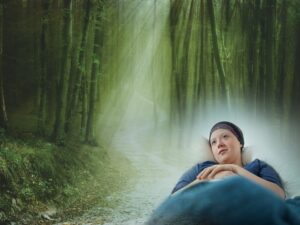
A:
0;129;133;224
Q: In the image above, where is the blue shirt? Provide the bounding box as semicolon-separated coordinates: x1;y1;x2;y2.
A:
171;159;284;194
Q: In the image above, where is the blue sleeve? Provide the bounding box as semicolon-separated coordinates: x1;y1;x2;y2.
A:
171;161;216;194
258;160;284;189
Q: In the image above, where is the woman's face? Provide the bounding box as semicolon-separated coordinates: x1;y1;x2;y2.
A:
210;128;243;165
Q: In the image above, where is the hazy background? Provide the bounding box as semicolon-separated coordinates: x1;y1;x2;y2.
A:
1;2;300;222
95;0;300;197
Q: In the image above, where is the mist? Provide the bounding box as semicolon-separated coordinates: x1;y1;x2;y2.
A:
95;0;300;210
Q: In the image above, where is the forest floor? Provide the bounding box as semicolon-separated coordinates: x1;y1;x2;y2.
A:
60;145;181;225
0;132;135;225
55;125;184;225
0;124;186;225
50;149;137;225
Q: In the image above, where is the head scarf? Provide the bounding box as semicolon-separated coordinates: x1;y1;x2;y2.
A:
209;121;244;146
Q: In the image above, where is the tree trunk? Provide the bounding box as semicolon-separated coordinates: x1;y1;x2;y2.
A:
178;0;194;118
36;1;50;135
197;0;206;105
67;0;92;135
85;5;100;144
246;1;259;104
290;20;300;121
52;0;73;143
0;0;7;127
263;0;275;113
207;0;228;106
150;0;159;125
80;75;87;136
169;0;185;123
276;0;287;117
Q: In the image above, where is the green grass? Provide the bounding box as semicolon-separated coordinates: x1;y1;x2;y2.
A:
0;131;134;223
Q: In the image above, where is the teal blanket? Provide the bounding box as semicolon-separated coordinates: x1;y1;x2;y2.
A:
146;176;300;225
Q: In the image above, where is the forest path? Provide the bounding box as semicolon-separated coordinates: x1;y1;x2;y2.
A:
63;124;184;225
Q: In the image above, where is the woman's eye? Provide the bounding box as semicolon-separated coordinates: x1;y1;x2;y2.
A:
211;140;216;145
223;135;228;138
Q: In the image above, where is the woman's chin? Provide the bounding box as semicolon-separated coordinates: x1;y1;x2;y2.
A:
217;156;231;164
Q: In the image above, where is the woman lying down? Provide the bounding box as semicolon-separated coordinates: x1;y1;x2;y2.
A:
145;121;300;225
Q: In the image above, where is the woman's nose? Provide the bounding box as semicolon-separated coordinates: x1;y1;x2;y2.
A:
217;140;225;148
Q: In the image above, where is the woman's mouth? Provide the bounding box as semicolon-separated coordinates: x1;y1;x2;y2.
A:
218;149;228;155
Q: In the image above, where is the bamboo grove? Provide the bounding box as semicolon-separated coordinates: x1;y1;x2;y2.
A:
0;0;109;144
0;0;300;144
169;0;300;132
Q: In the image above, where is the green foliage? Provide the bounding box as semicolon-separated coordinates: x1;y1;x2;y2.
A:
0;133;129;223
0;156;8;179
0;136;84;220
93;58;100;65
20;186;34;202
62;184;79;198
0;137;58;202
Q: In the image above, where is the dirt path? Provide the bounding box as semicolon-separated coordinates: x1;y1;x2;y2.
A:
61;125;184;225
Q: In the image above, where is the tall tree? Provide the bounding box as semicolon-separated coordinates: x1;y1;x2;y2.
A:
0;0;7;128
36;1;50;135
80;75;88;137
85;12;102;143
276;0;287;117
85;2;104;144
195;0;206;104
263;0;276;113
290;15;300;122
244;1;260;106
52;0;73;143
169;0;186;124
66;0;92;137
207;0;228;106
